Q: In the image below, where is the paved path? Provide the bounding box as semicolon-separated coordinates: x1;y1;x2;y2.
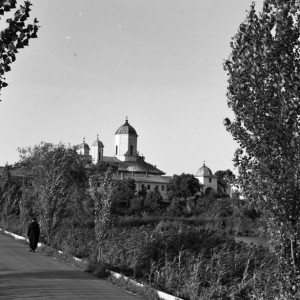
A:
0;233;139;300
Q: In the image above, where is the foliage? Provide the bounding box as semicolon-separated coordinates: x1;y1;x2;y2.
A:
38;145;87;245
166;198;183;217
214;169;235;184
16;142;88;245
18;188;38;235
224;0;300;294
93;220;288;299
111;178;136;211
0;0;39;100
143;187;162;212
168;173;201;200
0;165;22;228
90;167;116;261
137;184;147;199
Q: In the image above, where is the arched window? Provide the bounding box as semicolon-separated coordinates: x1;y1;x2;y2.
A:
116;145;118;155
130;145;133;155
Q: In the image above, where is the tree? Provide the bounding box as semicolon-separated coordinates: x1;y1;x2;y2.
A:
17;143;87;245
168;173;201;200
0;164;22;228
111;178;136;211
214;169;235;184
0;0;39;100
143;187;162;212
224;1;300;295
90;167;115;262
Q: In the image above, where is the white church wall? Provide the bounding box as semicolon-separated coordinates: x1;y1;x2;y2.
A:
115;134;137;161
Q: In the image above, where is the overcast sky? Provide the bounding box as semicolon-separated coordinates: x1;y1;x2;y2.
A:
0;0;264;175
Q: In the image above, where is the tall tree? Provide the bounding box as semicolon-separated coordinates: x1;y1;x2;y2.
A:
90;167;115;262
39;146;87;245
17;143;87;245
0;0;39;100
224;0;300;295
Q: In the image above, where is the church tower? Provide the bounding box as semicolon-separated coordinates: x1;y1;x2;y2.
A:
114;118;138;162
91;134;104;164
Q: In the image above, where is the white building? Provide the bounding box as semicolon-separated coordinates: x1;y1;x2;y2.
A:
195;163;231;196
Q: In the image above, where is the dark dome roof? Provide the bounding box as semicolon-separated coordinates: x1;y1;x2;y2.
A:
115;119;138;136
79;142;90;150
79;138;90;150
195;163;213;177
92;135;104;147
92;140;104;147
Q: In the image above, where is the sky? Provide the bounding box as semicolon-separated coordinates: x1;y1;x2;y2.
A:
0;0;264;176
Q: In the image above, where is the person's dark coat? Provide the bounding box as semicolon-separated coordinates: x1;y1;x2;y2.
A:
27;219;40;252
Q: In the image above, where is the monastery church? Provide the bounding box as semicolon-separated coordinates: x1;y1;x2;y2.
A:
76;118;231;199
77;118;172;199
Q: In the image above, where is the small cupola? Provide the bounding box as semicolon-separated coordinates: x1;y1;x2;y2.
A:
78;137;90;156
195;162;213;177
91;134;104;164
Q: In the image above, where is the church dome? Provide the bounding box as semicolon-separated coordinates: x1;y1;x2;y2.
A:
115;118;138;136
195;163;213;177
92;135;104;147
92;140;104;147
79;138;90;150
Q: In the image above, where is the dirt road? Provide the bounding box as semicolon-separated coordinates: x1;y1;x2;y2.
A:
0;233;139;300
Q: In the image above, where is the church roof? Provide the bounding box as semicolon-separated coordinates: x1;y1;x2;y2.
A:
92;135;104;147
103;156;121;163
112;173;171;184
195;163;215;177
115;119;138;136
102;156;165;175
78;138;90;150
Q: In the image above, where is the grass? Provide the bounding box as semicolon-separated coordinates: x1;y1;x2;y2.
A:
109;275;161;300
1;210;291;300
87;220;288;300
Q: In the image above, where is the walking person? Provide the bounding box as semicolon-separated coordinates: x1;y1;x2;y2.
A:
27;217;40;252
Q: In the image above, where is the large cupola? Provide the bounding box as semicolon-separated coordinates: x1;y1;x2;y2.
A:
114;117;138;162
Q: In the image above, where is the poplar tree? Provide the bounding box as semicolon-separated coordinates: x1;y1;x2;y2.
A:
0;0;39;100
18;143;87;246
38;145;87;246
224;0;300;295
90;167;115;262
